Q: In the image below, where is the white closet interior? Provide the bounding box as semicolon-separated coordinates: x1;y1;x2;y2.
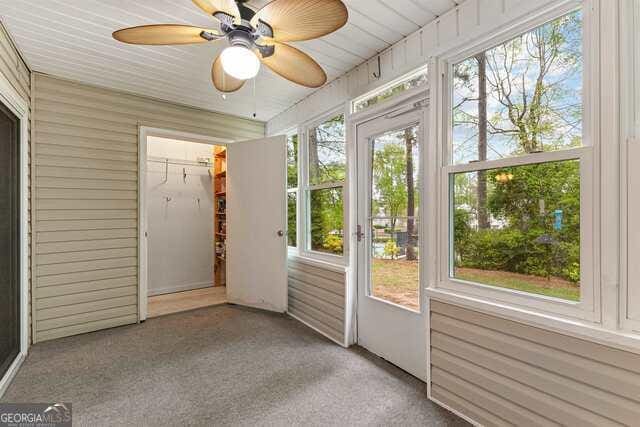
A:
146;136;216;296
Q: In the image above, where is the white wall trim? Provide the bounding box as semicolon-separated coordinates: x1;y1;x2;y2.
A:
0;58;30;398
137;126;232;321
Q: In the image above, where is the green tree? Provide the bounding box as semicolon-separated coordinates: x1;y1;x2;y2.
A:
372;141;408;232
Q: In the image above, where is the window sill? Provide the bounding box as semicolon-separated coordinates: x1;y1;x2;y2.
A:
426;287;640;355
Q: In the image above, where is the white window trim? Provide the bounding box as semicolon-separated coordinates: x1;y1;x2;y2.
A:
619;0;640;333
351;64;429;114
298;107;349;265
431;0;602;323
0;69;30;398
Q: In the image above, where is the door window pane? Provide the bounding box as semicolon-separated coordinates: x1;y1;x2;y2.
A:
287;134;298;189
451;160;580;301
287;191;297;247
452;10;583;164
370;125;420;311
308;114;346;185
309;187;343;255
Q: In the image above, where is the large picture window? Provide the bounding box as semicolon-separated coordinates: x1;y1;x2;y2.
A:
305;113;346;257
443;8;593;312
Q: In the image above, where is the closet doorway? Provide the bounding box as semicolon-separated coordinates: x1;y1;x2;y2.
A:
139;128;231;319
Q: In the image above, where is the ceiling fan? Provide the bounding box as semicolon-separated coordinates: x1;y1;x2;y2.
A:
113;0;348;93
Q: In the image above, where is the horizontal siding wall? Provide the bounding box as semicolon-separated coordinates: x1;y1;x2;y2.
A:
430;301;640;426
32;74;264;342
0;22;31;342
267;0;559;134
288;258;346;345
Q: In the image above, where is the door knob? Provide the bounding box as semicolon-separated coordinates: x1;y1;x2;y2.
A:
277;230;285;237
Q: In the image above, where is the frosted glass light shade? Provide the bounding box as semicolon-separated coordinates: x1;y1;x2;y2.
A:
220;46;260;80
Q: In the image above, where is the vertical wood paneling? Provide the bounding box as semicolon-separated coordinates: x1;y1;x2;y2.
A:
32;74;264;342
430;301;640;426
287;258;346;345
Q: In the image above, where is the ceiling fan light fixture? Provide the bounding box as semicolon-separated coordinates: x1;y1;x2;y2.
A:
220;46;260;80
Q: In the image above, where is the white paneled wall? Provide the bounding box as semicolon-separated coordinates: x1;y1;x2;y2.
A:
267;0;558;134
146;137;215;296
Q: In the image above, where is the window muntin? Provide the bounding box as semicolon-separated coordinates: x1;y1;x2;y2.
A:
451;160;580;301
353;68;428;113
452;10;583;165
309;187;344;255
370;125;421;311
308;114;346;186
444;8;590;309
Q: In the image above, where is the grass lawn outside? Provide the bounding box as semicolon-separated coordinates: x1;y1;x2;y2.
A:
371;259;419;311
454;267;580;301
370;259;580;308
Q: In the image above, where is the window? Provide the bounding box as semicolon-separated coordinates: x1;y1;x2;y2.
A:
353;67;428;113
370;125;421;311
443;9;592;309
305;113;346;256
287;133;298;248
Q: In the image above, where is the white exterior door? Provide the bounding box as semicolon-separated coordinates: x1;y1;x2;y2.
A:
226;136;288;312
356;107;428;381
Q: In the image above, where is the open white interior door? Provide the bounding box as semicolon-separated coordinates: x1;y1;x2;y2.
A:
226;136;288;312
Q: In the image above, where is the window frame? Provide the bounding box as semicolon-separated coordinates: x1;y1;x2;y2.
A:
434;1;601;323
299;107;349;264
351;65;429;114
285;129;300;251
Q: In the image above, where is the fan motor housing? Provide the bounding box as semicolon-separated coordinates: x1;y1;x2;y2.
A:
228;29;255;49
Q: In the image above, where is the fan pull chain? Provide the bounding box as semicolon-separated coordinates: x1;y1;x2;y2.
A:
252;78;257;119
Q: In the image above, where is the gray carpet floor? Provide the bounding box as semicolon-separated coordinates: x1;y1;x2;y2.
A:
3;304;467;426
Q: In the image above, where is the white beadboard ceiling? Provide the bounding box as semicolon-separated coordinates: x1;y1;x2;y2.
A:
0;0;458;121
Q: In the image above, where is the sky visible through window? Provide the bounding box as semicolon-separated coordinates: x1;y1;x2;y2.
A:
452;10;583;164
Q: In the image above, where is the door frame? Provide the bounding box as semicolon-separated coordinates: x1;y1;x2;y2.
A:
347;85;431;346
137;126;233;321
0;69;30;398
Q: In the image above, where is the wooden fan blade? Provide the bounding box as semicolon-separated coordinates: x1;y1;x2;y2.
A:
251;0;348;42
259;41;327;88
113;24;219;45
192;0;240;20
212;55;246;93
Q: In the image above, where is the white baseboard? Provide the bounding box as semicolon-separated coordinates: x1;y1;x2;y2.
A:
148;281;214;296
0;352;26;399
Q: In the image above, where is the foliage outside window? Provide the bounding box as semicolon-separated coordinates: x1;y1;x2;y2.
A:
307;114;345;256
353;68;428;113
449;10;584;302
370;125;421;310
287;133;298;247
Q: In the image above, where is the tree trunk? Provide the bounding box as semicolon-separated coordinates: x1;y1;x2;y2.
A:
405;128;417;261
309;130;319;184
476;52;490;230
